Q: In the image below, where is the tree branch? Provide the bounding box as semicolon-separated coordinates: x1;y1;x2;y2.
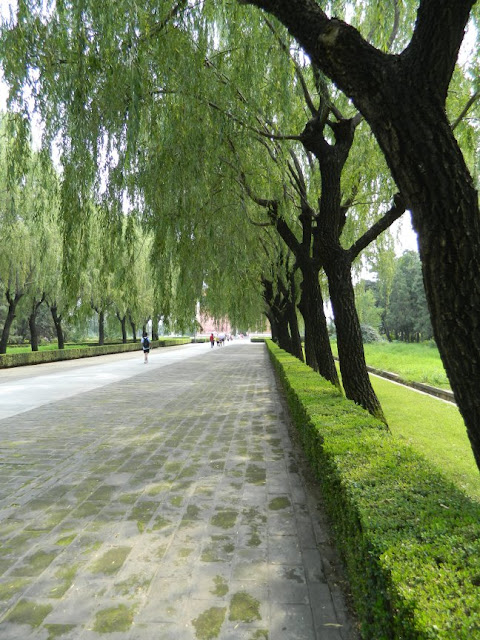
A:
348;193;406;260
405;0;475;101
286;149;316;220
263;16;318;117
207;100;302;142
387;0;401;51
451;90;480;131
141;0;189;41
237;0;475;114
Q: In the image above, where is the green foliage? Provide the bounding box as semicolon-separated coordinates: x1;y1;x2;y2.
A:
362;341;450;389
360;324;383;343
354;280;383;330
0;0;411;338
366;250;433;342
0;0;477;358
267;340;480;639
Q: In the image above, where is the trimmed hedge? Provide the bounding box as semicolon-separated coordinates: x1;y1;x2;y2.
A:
266;340;480;639
0;338;192;369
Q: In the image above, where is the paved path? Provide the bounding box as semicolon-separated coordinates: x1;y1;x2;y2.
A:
0;342;359;639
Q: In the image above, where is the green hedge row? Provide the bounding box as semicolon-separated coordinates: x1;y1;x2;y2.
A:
266;340;480;639
0;338;192;369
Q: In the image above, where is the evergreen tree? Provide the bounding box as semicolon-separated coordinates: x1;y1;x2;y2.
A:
387;251;433;342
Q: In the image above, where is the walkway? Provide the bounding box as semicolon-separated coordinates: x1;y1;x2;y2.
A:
0;342;359;639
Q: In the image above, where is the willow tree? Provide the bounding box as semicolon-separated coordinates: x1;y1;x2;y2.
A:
0;0;402;411
233;0;480;470
0;114;57;352
256;231;303;359
0;215;32;352
0;2;323;339
214;37;401;417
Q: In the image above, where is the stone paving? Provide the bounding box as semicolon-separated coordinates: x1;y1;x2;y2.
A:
0;343;359;639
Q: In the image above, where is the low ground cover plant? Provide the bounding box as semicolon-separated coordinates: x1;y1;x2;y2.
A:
0;338;192;368
267;340;480;639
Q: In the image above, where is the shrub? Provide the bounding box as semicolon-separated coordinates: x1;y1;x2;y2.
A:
0;338;192;368
266;340;480;639
361;324;384;343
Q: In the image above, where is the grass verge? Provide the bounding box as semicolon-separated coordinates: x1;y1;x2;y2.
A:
331;340;450;389
370;375;480;502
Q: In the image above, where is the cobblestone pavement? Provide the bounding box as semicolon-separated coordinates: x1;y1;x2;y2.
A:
0;342;359;639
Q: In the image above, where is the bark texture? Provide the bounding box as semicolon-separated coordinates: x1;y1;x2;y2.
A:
303;113;385;420
50;304;65;350
297;262;339;387
0;290;24;354
98;310;105;346
274;210;339;388
28;296;45;352
262;277;295;355
117;313;128;343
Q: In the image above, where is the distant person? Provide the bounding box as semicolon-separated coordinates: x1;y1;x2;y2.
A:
141;332;150;364
210;333;214;349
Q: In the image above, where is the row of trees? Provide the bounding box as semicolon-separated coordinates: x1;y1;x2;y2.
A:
357;250;433;343
0;118;183;352
0;2;479;468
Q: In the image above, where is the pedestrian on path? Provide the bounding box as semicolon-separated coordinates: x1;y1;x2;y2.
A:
210;332;214;348
141;331;150;363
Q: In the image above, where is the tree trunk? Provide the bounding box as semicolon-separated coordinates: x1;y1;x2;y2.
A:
276;309;293;354
29;313;39;351
116;313;127;343
365;89;480;463
50;303;65;349
0;290;24;354
98;310;105;345
298;287;317;371
283;269;303;361
152;316;159;341
302;109;386;421
263;287;293;354
129;315;137;342
272;212;338;385
265;310;278;344
286;299;303;362
324;247;386;422
28;296;45;352
377;99;480;468
300;265;340;388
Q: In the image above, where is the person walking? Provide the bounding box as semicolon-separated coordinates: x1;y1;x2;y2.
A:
141;332;150;363
210;333;215;349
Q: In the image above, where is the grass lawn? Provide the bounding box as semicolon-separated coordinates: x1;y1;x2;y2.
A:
371;375;480;502
6;343;85;354
329;340;480;501
332;340;450;389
